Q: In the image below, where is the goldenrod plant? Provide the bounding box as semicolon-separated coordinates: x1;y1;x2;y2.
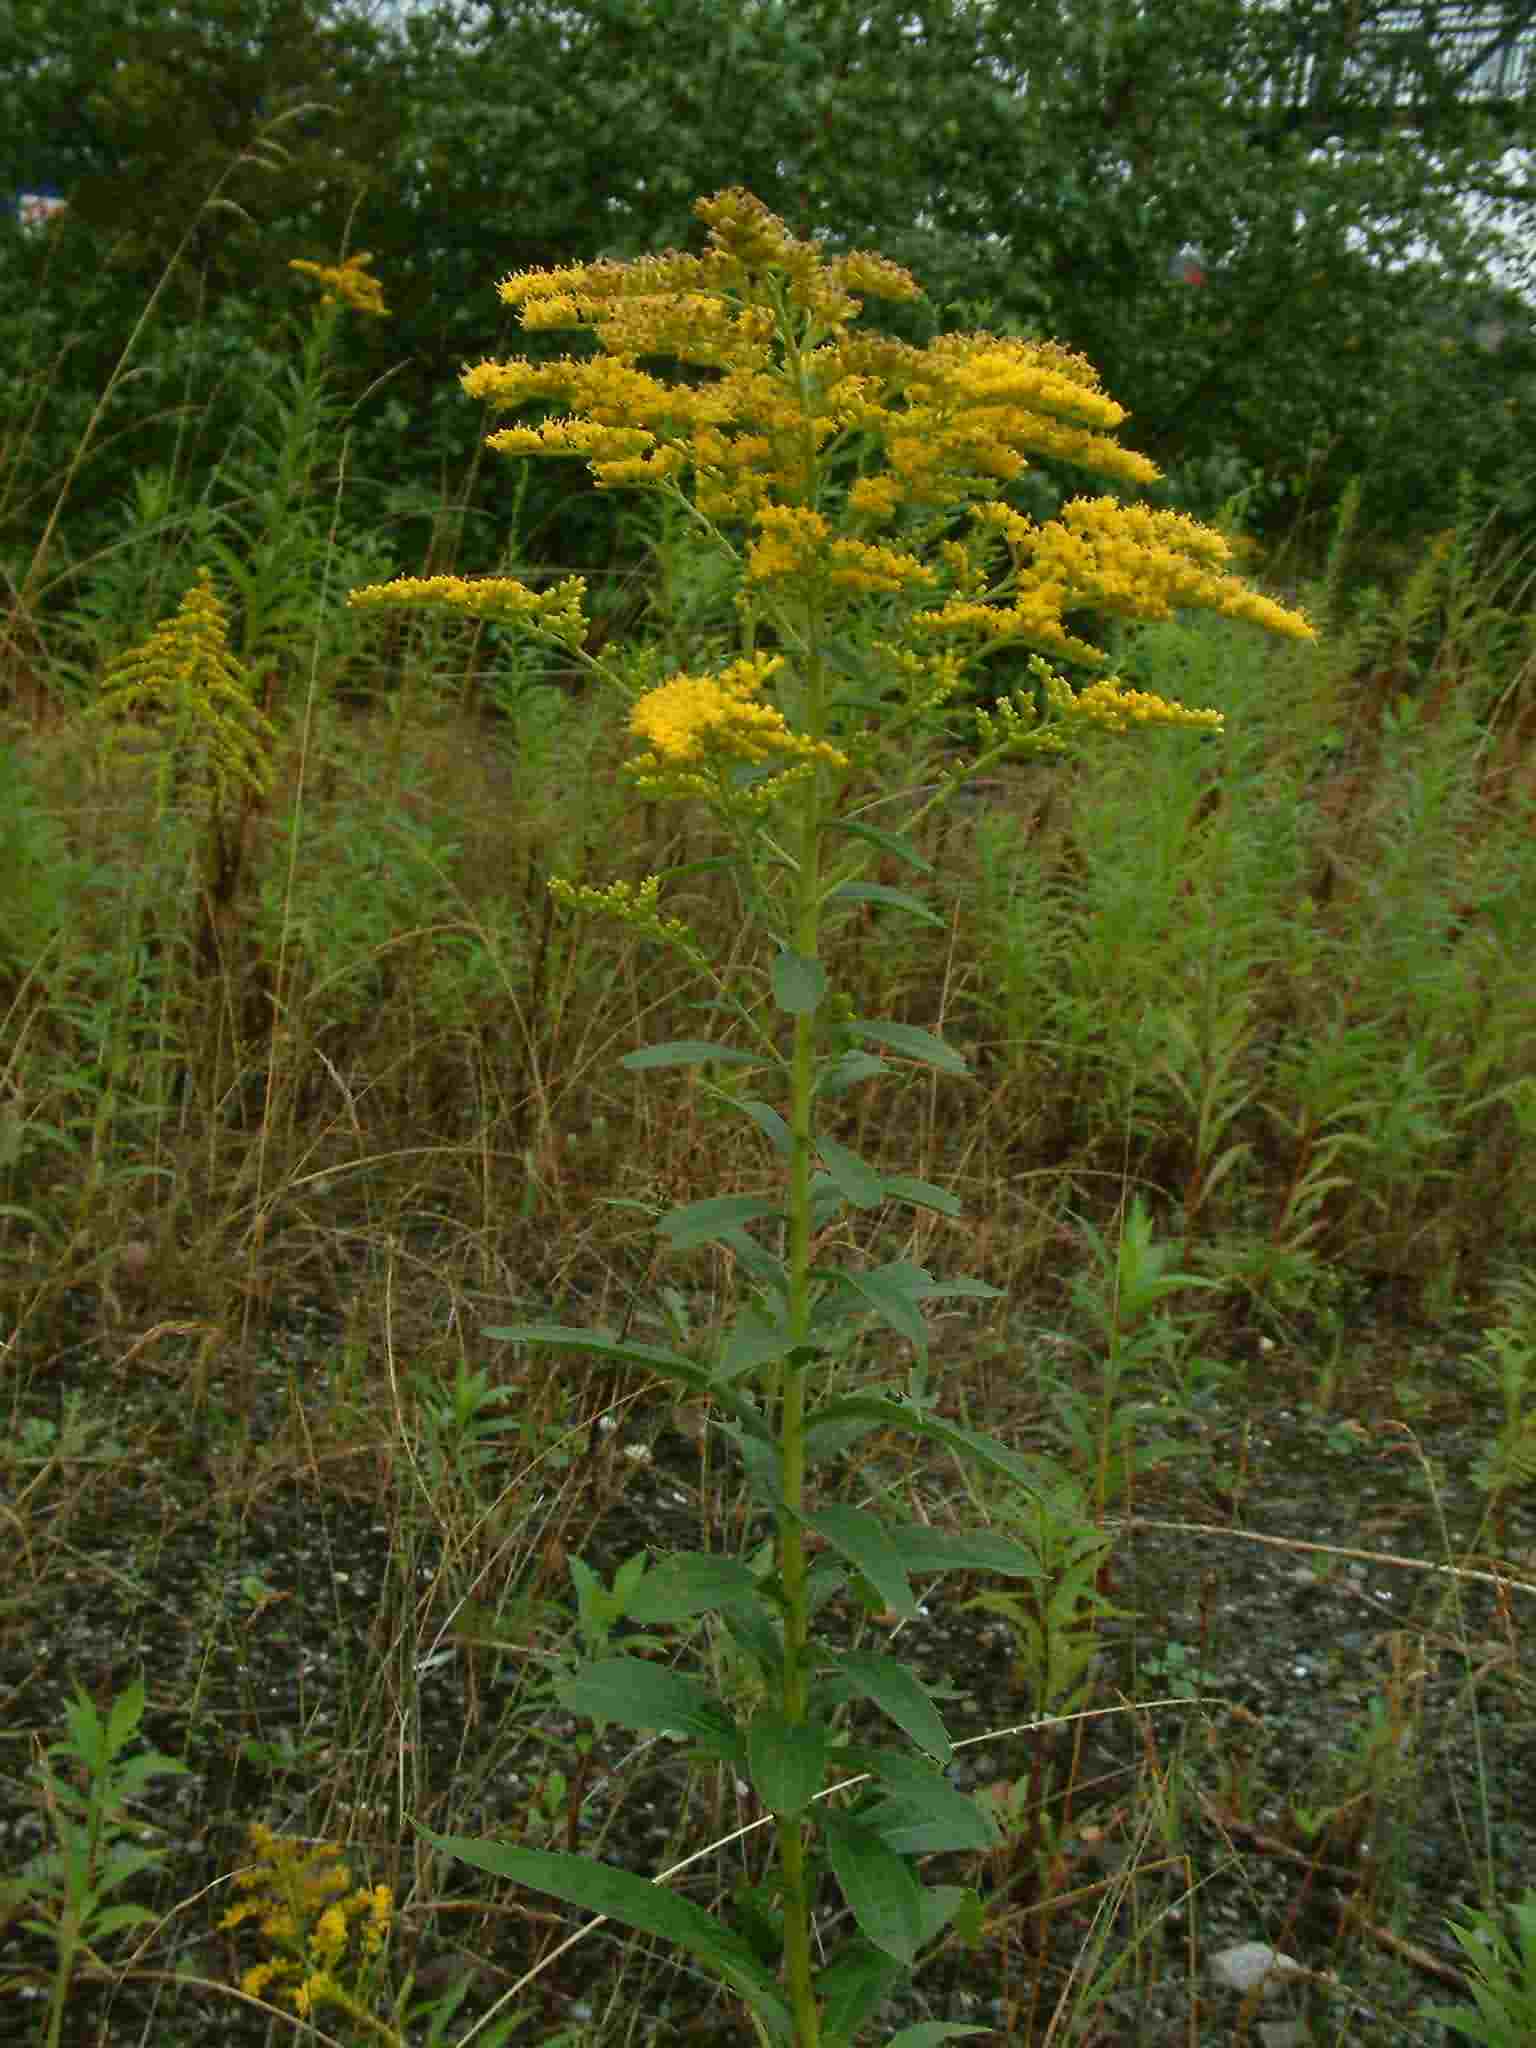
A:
93;566;276;902
219;1822;519;2047
348;187;1314;2048
0;1678;188;2048
201;246;394;713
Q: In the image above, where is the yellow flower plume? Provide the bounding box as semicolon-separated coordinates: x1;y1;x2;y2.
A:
288;251;388;317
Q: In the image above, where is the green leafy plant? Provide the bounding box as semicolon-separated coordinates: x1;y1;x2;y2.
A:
348;187;1315;2048
1422;1888;1536;2048
1462;1276;1536;1513
219;1821;520;2047
0;1677;188;2048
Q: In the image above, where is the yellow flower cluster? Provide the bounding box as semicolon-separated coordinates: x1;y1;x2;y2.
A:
288;251;388;317
746;505;935;595
95;568;276;807
348;187;1315;780
912;495;1314;666
219;1822;391;2017
1072;678;1226;732
548;872;703;956
910;593;1106;668
972;656;1225;758
1022;498;1317;638
486;417;658;465
629;652;848;773
452;190;1182;533
347;571;589;648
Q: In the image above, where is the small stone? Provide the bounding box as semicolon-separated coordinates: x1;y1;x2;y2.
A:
1209;1940;1303;1999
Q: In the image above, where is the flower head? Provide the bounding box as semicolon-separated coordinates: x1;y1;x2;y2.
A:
288;251;388;317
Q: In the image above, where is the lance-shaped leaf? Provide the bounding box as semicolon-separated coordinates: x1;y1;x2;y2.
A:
801;1505;915;1619
481;1324;773;1441
816;1650;952;1762
623;1554;765;1624
840;1746;1000;1854
418;1836;793;2042
816;1939;904;2045
558;1659;743;1765
886;2027;992;2047
658;1194;784;1250
817;1050;890;1097
828;1264;933;1356
885;1524;1044;1580
821;1810;925;1964
826;881;946;929
825;816;935;875
808;1394;1048;1488
715;1300;797;1383
621;1041;761;1070
747;1709;827;1818
729;1098;793;1158
880;1174;962;1218
846;1019;970;1076
817;1136;886;1209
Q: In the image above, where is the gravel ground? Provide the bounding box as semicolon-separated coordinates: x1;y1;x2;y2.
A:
3;1290;1532;2046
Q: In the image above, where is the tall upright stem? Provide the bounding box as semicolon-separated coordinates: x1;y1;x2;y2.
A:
775;577;829;2044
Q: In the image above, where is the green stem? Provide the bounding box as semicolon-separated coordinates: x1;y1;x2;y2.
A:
775;559;830;2045
43;1919;76;2048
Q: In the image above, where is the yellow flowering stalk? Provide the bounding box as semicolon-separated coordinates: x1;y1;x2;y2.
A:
94;567;276;817
357;189;1317;2048
219;1823;394;2035
288;250;389;318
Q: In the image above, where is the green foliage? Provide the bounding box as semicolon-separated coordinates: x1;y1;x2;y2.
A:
377;185;1312;2048
4;0;1533;683
1423;1889;1536;2047
93;566;275;818
0;1678;188;2048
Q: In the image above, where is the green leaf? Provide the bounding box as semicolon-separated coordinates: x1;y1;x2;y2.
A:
803;1409;892;1463
747;1711;826;1818
624;1555;763;1624
885;2026;992;2047
771;949;827;1015
880;1175;962;1218
726;1425;784;1506
809;1395;1047;1488
919;1275;1006;1302
719;1601;785;1684
557;1660;742;1764
841;1749;999;1854
104;1679;146;1758
826;881;945;929
847;1020;970;1076
732;1098;793;1157
819;1651;952;1762
419;1837;793;2041
658;1194;784;1249
817;1940;904;2044
817;1051;890;1097
821;1811;924;1965
713;1229;792;1294
817;1136;887;1209
716;1301;794;1383
886;1526;1044;1579
88;1903;157;1938
835;1267;931;1356
825;817;934;875
481;1325;772;1440
621;1041;760;1070
803;1506;916;1619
